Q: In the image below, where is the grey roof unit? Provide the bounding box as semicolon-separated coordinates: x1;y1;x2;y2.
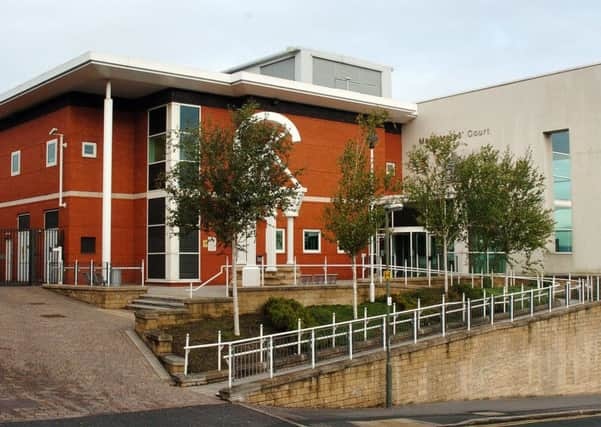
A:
225;47;393;98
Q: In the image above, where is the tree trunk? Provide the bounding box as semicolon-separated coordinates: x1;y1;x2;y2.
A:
352;255;358;319
443;235;449;294
232;240;240;336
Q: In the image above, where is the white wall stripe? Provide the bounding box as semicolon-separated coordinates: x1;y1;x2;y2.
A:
0;191;146;209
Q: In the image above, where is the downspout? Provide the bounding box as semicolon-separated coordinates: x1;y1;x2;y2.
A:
102;81;113;279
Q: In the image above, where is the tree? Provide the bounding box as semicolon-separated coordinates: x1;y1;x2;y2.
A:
457;146;553;272
403;132;464;293
323;111;388;319
166;101;299;335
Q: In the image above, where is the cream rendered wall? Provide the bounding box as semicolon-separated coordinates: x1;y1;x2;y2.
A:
403;64;601;274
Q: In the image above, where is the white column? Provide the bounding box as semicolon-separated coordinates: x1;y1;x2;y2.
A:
102;81;113;279
165;103;180;281
266;214;277;272
286;215;295;265
242;224;260;286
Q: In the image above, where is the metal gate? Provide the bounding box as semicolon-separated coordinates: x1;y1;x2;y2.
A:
0;229;63;285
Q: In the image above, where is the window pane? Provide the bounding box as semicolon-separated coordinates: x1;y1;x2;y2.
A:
551;131;569;154
179;254;199;279
276;230;284;251
148;226;165;253
18;214;30;230
553;179;571;200
555;230;573;252
47;142;56;165
148;107;166;136
179;230;199;252
554;208;572;229
304;231;320;251
80;237;96;254
45;210;59;229
148;162;166;190
552;155;570;177
12;152;19;173
148;254;166;279
147;198;165;225
148;134;166;163
180;105;199;131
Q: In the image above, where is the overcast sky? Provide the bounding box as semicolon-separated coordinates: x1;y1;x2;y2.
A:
2;0;601;102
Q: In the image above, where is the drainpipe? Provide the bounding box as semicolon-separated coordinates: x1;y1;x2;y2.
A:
58;133;67;208
102;81;113;281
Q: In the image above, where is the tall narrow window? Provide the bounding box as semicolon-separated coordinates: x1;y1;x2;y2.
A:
11;151;20;176
550;130;572;252
148;106;167;190
46;139;57;167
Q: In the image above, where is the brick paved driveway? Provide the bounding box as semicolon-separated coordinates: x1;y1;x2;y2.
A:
0;287;218;423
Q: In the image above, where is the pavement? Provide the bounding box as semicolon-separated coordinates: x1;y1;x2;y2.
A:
266;394;601;426
0;287;218;423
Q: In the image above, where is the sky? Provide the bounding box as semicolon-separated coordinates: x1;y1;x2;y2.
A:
1;0;601;102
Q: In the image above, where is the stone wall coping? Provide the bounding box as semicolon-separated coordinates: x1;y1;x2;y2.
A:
43;284;148;293
224;302;598;399
184;297;232;303
235;283;432;293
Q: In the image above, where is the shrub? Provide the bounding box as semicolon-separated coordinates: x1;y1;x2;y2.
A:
263;297;315;332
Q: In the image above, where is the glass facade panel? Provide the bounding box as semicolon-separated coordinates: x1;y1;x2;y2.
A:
148;254;166;279
554;208;572;229
148;163;166;190
148;226;165;253
276;229;284;252
179;254;199;279
148;198;165;225
555;231;573;253
551;131;569;154
148;107;166;135
179;230;199;252
148;134;166;163
180;106;199;131
553;179;571;201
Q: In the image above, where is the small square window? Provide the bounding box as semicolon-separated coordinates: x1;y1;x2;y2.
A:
82;142;97;158
80;237;96;254
303;230;321;253
386;162;396;176
46;139;57;167
276;229;285;253
11;151;20;176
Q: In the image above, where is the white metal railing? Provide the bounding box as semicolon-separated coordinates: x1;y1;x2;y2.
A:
183;274;600;388
48;259;145;287
189;258;230;298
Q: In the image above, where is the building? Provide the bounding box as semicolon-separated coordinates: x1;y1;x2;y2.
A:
403;62;601;275
0;51;415;286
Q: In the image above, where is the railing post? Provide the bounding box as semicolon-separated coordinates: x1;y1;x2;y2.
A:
471;268;474;289
261;257;265;287
382;316;387;350
520;284;524;310
140;259;145;287
189;282;193;299
46;255;50;285
565;283;570;307
530;289;534;316
428;259;431;287
441;294;446;337
107;262;112;288
548;286;552;312
417;298;421;333
297;318;302;355
228;344;233;388
413;310;418;343
324;256;328;285
74;259;79;286
90;259;94;286
597;276;600;302
184;333;190;376
462;293;466;322
580;278;584;304
269;336;274;378
311;329;316;369
490;295;495;325
392;302;397;336
467;299;471;331
483;289;487;318
225;257;229;296
218;330;222;371
404;259;408;287
259;325;263;364
364;306;368;341
348;322;353;360
332;312;336;348
510;294;514;322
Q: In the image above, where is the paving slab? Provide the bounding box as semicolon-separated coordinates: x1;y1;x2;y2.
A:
0;287;219;423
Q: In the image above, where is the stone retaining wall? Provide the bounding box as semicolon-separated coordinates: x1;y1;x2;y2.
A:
228;303;601;408
43;285;147;309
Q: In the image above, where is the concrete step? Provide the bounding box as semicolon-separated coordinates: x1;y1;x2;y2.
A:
137;295;186;304
126;303;175;311
133;297;185;308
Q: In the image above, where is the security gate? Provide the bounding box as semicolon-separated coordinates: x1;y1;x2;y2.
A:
0;228;63;285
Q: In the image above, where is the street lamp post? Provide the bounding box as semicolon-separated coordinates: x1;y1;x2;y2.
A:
384;205;392;408
369;132;378;303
